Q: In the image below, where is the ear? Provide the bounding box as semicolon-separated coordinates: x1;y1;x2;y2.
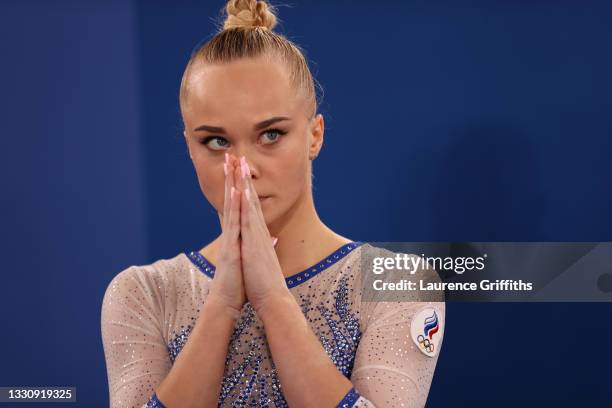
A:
308;113;324;160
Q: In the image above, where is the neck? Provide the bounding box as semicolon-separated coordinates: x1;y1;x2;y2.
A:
204;188;352;278
269;187;349;277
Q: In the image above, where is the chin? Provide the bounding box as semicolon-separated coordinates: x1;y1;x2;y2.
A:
260;198;279;225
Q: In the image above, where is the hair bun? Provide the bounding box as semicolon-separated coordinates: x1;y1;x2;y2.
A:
224;0;278;31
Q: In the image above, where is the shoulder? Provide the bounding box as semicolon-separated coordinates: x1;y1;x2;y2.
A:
359;243;444;298
101;252;190;311
356;243;446;343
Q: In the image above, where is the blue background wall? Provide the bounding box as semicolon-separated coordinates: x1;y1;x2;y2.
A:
1;1;610;406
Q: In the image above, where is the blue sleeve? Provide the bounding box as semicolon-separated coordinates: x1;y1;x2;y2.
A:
145;392;167;408
336;387;361;408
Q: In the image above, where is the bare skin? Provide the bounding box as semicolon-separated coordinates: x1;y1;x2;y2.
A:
181;56;353;279
154;157;247;408
158;55;357;407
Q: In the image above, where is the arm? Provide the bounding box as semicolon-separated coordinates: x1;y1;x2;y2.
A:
256;292;357;408
102;154;248;407
257;292;445;408
100;266;170;408
233;157;368;407
101;267;239;408
350;300;446;407
153;292;240;408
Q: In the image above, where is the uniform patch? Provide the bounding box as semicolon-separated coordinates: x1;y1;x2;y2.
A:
411;307;442;357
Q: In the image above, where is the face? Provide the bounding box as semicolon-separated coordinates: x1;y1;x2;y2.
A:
181;56;324;226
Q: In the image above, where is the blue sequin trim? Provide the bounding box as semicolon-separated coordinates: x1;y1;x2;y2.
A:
186;241;365;288
186;250;215;279
145;392;167;408
336;387;361;408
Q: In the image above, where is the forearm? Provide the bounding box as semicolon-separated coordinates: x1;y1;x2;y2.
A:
257;292;354;408
155;293;239;408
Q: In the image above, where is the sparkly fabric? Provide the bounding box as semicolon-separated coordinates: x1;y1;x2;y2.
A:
337;387;361;407
145;393;166;408
101;242;445;407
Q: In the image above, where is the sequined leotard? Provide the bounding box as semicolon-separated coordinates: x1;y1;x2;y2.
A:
101;241;445;407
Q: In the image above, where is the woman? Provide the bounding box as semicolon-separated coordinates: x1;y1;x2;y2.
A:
101;1;445;407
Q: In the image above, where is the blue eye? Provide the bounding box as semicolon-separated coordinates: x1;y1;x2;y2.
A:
199;129;286;151
260;128;286;145
201;136;229;151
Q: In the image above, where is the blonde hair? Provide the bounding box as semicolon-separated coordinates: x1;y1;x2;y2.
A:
179;0;319;119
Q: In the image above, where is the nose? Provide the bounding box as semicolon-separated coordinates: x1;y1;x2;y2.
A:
230;150;257;179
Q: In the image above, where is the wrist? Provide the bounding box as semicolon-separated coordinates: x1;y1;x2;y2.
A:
205;290;243;322
253;289;295;321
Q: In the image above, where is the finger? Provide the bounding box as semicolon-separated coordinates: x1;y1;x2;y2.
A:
239;156;268;236
222;152;232;232
239;156;259;209
230;154;241;199
225;157;242;245
223;156;241;247
238;160;251;234
228;184;241;244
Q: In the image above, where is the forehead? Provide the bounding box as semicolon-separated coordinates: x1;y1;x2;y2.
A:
183;57;303;124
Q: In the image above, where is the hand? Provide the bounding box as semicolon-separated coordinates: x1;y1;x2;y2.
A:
207;153;246;314
236;156;290;314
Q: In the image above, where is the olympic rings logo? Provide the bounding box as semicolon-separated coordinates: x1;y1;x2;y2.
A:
417;335;434;354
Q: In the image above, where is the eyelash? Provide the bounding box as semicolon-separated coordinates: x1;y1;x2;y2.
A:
200;128;287;150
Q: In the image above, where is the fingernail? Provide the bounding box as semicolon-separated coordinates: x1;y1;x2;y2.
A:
231;186;235;198
240;156;247;178
223;163;227;176
272;237;278;247
225;152;229;164
244;188;250;201
240;156;251;176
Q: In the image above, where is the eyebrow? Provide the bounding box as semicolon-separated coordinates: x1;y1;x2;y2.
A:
193;116;291;133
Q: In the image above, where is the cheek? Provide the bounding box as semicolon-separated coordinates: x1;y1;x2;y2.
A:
289;156;309;187
275;148;309;195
